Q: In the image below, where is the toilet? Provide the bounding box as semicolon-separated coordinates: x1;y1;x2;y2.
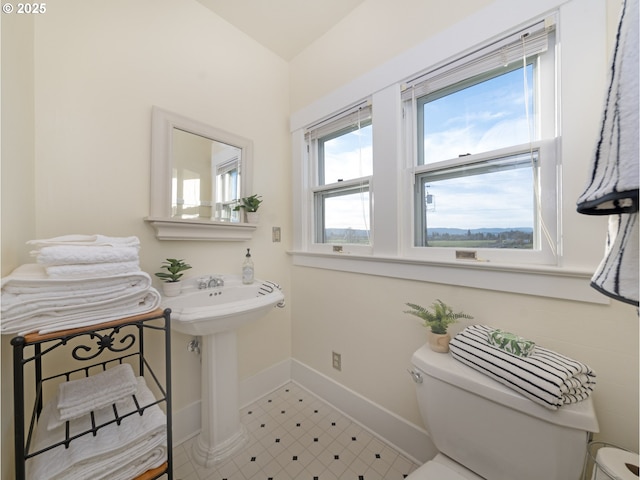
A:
407;344;599;480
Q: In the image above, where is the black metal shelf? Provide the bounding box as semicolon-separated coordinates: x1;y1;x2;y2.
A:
12;308;173;480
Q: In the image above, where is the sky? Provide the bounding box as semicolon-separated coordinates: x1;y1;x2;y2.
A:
321;63;536;232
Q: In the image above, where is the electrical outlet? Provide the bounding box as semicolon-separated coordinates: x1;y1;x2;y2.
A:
272;226;281;242
332;351;342;371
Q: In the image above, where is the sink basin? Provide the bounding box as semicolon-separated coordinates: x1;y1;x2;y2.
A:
162;275;285;336
161;274;285;467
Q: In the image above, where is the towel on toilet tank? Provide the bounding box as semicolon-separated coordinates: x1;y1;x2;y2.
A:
449;325;596;410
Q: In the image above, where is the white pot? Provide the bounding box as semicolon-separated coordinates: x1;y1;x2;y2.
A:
162;281;182;297
246;211;260;223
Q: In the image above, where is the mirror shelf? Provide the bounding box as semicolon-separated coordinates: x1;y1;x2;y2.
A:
145;217;256;241
147;106;255;241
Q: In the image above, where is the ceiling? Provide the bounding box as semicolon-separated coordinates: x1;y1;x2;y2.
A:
196;0;366;61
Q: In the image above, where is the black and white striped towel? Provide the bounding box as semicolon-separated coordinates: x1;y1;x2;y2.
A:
576;0;639;306
449;325;596;410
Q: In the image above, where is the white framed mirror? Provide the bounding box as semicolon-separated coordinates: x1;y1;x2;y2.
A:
145;107;256;241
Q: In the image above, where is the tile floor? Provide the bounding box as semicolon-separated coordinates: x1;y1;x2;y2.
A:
173;382;420;480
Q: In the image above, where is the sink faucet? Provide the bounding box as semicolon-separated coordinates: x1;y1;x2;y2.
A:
207;276;224;288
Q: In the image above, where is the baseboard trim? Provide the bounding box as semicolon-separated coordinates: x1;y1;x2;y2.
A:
291;359;435;463
172;357;435;463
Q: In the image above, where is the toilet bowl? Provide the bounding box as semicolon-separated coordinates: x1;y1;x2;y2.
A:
408;453;482;479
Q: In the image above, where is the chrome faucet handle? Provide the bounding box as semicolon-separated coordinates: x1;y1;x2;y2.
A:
197;277;210;289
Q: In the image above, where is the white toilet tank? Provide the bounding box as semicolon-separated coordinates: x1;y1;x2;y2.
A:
411;345;599;480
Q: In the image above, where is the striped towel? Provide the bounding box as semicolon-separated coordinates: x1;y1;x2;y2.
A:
449;325;596;410
576;0;639;306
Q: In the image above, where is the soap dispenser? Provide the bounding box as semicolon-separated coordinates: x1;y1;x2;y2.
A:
242;248;254;284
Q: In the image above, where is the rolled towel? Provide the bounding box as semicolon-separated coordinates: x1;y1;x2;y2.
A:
55;363;138;425
450;325;596;410
487;328;536;357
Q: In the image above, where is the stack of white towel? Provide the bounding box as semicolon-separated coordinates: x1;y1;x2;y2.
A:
28;364;167;480
1;235;161;335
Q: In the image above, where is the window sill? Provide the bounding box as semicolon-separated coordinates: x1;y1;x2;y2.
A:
288;250;608;304
145;217;256;241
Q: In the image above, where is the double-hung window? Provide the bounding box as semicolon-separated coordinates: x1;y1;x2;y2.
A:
403;21;558;264
305;104;373;250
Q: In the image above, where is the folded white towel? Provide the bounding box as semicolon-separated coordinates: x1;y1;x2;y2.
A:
2;288;161;336
35;245;139;266
45;261;140;279
27;234;140;249
53;363;138;427
1;265;154;326
28;376;166;480
449;325;596;410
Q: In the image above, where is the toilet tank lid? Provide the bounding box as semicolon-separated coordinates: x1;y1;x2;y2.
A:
411;345;599;433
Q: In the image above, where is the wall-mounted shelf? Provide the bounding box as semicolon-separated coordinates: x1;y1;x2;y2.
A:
145;216;256;241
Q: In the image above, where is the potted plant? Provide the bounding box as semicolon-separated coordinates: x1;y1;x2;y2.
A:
404;299;473;353
155;258;192;297
233;194;262;223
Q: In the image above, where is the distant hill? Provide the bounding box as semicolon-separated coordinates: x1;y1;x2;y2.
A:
427;227;533;235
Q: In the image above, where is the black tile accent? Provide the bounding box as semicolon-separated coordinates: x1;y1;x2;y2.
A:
313;438;319;442
331;422;336;426
292;455;298;461
334;455;340;460
352;436;357;441
359;476;365;480
375;453;381;459
275;438;280;443
251;456;256;462
261;423;266;428
296;423;301;427
281;410;286;414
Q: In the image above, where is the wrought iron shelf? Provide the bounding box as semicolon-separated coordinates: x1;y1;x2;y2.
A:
11;308;173;480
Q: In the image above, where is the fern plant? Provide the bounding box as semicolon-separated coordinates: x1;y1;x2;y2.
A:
404;299;473;334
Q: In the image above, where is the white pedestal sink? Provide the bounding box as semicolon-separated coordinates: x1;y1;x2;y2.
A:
162;275;285;467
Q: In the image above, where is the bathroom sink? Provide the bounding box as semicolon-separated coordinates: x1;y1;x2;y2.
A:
161;274;285;466
162;275;285;336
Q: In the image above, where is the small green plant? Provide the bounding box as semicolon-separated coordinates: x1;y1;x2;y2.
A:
233;194;262;213
155;258;192;283
404;299;473;334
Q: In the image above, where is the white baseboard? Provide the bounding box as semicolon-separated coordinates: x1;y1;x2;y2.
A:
171;357;435;463
290;359;435;464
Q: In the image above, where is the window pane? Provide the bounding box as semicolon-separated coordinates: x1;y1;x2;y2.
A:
419;63;534;165
316;187;370;244
415;153;536;249
319;122;372;185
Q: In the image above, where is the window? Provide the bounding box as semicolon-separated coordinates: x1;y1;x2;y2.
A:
403;21;557;264
306;105;373;247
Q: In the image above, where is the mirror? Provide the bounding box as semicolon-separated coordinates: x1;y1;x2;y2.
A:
146;107;256;241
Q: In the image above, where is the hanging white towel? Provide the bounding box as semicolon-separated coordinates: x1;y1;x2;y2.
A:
449;325;596;410
576;0;639;306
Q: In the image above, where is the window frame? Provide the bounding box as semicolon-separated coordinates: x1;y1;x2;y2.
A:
290;3;609;305
304;103;374;255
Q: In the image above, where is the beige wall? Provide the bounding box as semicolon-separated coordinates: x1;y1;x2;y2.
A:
1;1;291;477
290;0;638;455
1;0;637;478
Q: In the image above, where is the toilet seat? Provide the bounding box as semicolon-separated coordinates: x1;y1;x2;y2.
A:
407;454;484;480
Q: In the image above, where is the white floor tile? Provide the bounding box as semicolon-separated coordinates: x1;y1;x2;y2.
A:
172;382;419;480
